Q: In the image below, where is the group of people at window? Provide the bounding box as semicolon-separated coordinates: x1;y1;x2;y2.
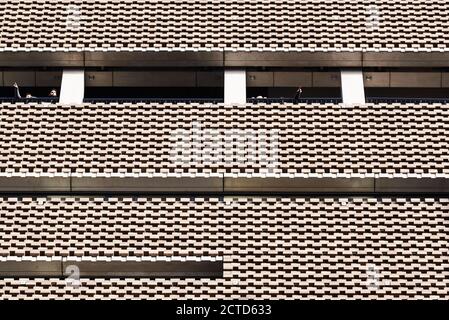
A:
13;82;57;99
11;83;303;102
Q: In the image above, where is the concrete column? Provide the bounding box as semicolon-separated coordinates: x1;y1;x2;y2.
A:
340;69;365;104
224;69;246;104
59;69;85;104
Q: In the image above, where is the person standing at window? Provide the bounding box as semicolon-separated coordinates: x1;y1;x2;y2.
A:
293;87;302;102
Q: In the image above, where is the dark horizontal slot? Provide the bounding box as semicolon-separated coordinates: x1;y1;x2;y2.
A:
0;261;61;277
247;97;343;104
224;177;375;193
375;178;449;193
71;177;224;193
64;261;223;278
0;177;70;193
83;97;223;103
0;260;223;279
0;177;448;195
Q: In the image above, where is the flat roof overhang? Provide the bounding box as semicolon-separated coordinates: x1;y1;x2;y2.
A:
1;51;449;68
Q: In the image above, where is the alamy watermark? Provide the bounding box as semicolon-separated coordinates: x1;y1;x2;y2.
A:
365;5;381;31
65;264;80;288
366;264;390;290
65;5;82;31
169;122;280;173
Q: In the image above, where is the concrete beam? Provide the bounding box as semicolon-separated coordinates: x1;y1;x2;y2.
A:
0;260;61;277
1;51;449;68
224;51;363;67
224;177;374;193
0;177;70;193
0;258;223;278
0;176;447;195
375;178;449;194
84;51;224;67
71;177;224;193
63;260;223;278
363;52;449;67
0;52;84;67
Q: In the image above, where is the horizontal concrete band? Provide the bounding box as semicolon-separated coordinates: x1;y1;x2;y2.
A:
0;260;223;278
0;177;222;193
2;51;449;67
227;178;449;194
0;177;70;192
71;177;223;193
0;177;448;194
224;177;374;193
375;178;449;193
0;261;61;277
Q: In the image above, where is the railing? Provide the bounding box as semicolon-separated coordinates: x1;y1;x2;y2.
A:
366;97;449;104
83;97;224;103
86;97;344;104
2;96;449;104
0;97;224;104
0;97;59;103
247;97;343;104
250;97;449;104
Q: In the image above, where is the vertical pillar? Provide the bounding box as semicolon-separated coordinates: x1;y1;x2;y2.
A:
224;69;246;104
59;69;85;104
340;69;365;104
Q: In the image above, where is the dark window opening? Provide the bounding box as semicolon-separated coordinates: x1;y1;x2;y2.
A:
84;87;224;103
366;88;449;101
247;87;342;103
0;259;223;279
0;86;60;101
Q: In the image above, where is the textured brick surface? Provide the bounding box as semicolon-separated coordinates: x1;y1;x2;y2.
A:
0;102;448;177
0;0;448;52
0;196;447;299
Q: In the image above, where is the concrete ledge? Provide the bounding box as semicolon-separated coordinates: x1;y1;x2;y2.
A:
0;52;84;67
375;178;449;193
0;260;222;278
0;177;70;192
71;177;224;193
85;51;224;67
363;52;449;67
224;51;362;67
224;177;374;193
0;176;448;194
0;261;61;277
1;51;449;68
63;261;223;278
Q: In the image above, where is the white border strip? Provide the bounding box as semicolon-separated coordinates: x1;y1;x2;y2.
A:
0;47;447;53
0;173;448;179
0;256;223;262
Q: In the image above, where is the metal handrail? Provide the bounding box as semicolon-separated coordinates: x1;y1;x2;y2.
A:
366;97;449;104
83;97;224;103
247;97;343;104
0;97;59;103
2;96;449;104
